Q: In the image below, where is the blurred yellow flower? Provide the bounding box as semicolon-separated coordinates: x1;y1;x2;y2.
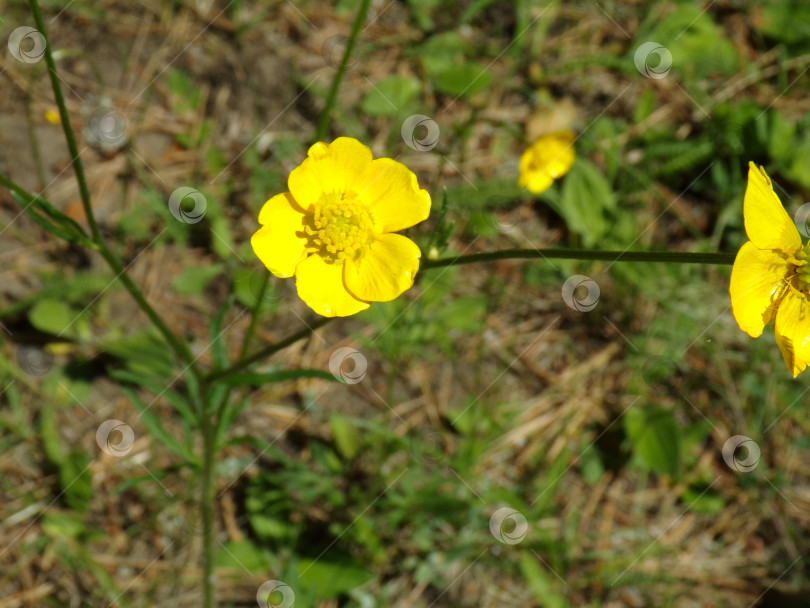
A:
518;130;576;194
730;161;810;377
251;137;431;317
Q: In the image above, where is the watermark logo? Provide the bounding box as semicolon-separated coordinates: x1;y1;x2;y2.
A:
8;26;46;63
722;435;760;473
168;187;207;224
85;107;128;151
16;344;54;376
402;114;440;152
489;506;528;545
561;274;600;312
96;420;135;457
328;347;367;384
322;34;356;70
794;203;810;238
257;580;295;608
634;42;672;79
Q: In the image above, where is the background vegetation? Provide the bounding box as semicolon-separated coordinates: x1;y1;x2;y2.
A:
2;0;810;606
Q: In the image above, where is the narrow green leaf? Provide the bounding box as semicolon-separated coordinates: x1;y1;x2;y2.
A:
109;369;199;430
222;369;336;387
209;296;233;371
123;386;198;465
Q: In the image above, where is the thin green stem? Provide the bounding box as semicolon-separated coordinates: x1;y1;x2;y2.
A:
314;0;372;141
207;316;333;383
29;0;99;242
239;272;270;361
27;0;200;377
421;249;736;269
199;405;217;608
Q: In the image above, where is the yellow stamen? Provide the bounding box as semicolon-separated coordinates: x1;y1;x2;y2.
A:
305;192;374;262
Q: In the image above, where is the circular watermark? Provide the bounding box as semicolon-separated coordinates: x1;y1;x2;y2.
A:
168;498;212;537
257;580;295;608
634;42;672;79
85;107;128;151
794;203;810;239
328;347;367;384
722;435;760;473
8;26;46;64
415;430;446;464
96;419;135;457
561;274;600;312
321;34;356;70
168;187;207;224
401;114;440;152
248;269;281;305
489;506;528;545
16;344;54;376
487;194;519;232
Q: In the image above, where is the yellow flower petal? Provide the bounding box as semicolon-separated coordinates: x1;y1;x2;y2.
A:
743;161;802;253
288;138;374;210
357;158;431;233
344;233;421;303
518;130;576;194
729;241;791;337
251;193;308;278
773;286;810;377
295;255;369;317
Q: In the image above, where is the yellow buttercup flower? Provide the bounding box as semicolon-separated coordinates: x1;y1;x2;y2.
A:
518;130;576;194
730;161;810;377
251;137;431;317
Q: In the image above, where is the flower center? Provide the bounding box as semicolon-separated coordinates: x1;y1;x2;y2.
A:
793;245;810;287
303;192;374;261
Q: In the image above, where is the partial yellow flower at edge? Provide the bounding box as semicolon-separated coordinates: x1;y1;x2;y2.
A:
518;130;576;194
251;137;431;317
729;161;810;377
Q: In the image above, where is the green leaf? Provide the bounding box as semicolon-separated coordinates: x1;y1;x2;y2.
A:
28;298;86;340
431;62;492;97
682;486;725;514
360;76;422;116
221;369;336;387
331;415;361;460
172;264;224;296
41;511;86;540
436;295;487;332
635;5;737;81
756;1;810;46
625;407;681;477
519;552;569;608
101;329;176;380
40;405;93;512
209;296;233;371
216;540;272;574
109;369;199;430
557;158;615;247
296;557;374;599
123;386;197;465
10;191;90;245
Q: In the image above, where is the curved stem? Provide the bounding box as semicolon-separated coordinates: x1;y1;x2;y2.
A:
207;316;333;382
421;248;736;269
28;0;200;377
314;0;372;141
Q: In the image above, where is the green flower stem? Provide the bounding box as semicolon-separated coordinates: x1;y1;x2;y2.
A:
421;249;736;269
314;0;373;141
28;0;200;377
239;272;270;361
206;316;333;383
199;400;217;608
